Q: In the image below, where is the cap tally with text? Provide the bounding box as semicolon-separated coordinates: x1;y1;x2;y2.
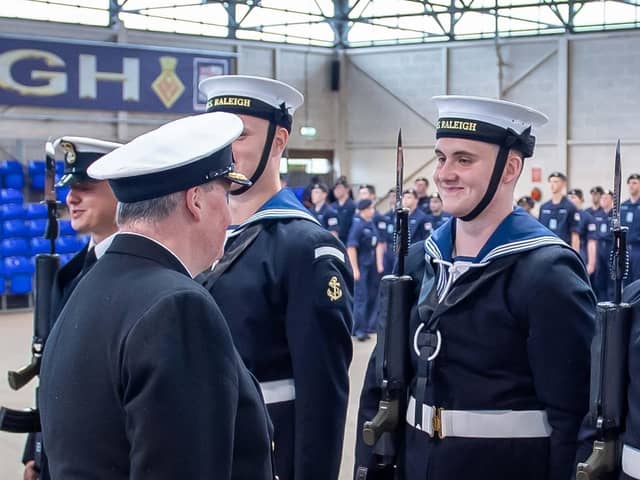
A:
87;112;250;203
432;95;548;158
55;136;122;187
199;75;304;132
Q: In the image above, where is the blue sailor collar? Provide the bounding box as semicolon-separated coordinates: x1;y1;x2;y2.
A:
228;187;319;238
425;207;566;264
422;207;567;301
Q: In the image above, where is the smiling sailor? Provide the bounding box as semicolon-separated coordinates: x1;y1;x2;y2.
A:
355;96;596;480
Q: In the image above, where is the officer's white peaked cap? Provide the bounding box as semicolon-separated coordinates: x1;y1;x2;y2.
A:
199;75;304;114
433;95;548;135
55;136;122;187
88;112;249;203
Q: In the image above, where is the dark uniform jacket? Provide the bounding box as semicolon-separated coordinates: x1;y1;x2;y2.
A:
22;241;100;478
40;233;274;480
621;281;640;480
201;188;354;480
309;202;340;235
538;196;580;245
332;197;356;245
355;208;595;480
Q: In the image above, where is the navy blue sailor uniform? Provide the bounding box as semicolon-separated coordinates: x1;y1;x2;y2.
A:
538;196;580;245
348;214;379;337
577;208;598;265
408;207;430;245
309;202;340;235
593;208;614;301
621;280;640;479
355;208;595;480
423;212;452;238
201;188;353;480
40;234;275;480
332;197;356;245
621;199;640;284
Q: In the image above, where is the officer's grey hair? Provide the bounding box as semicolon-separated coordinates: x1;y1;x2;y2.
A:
115;181;221;226
116;191;183;226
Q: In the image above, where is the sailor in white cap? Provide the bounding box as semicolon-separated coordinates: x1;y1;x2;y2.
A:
39;112;276;480
198;75;353;480
355;96;595;480
23;136;121;480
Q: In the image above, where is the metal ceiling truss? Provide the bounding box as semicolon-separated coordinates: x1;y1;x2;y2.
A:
12;0;640;47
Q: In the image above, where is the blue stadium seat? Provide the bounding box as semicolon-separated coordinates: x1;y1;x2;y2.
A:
26;219;47;238
4;256;34;294
55;236;84;254
24;203;48;219
56;186;70;203
2;220;28;238
1;160;25;190
0;189;23;205
30;237;50;255
1;238;30;257
28;160;46;191
0;203;26;220
59;219;75;236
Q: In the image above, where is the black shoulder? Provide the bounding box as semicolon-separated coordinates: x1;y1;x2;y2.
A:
624;279;640;305
274;218;346;250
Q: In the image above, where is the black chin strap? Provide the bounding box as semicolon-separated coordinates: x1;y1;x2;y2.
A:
460;127;530;222
230;121;277;196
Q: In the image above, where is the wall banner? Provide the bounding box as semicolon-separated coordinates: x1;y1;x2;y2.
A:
0;35;233;113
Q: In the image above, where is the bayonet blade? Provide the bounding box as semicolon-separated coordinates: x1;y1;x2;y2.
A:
395;129;403;212
612;139;622;230
44;138;56;206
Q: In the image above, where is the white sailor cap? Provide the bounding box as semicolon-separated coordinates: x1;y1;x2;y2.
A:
432;95;548;157
87;112;250;203
199;75;304;132
54;136;122;187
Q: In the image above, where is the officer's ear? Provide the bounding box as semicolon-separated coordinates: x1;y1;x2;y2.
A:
184;186;203;221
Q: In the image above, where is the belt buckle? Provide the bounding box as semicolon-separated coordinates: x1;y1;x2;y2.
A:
432;407;445;439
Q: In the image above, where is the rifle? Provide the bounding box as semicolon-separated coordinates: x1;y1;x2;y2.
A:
357;130;412;480
576;140;632;479
0;138;60;475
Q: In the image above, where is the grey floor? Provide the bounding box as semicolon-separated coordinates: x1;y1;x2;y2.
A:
0;311;375;479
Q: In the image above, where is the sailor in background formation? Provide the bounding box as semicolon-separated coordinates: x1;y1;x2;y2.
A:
347;198;383;341
308;182;340;238
331;176;356;245
401;188;429;245
22;136;120;480
423;192;452;235
198;75;353;480
39;113;276;480
356;95;595;480
622;173;640;285
538;171;581;251
567;188;598;276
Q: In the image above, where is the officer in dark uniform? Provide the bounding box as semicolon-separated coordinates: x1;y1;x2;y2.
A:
22;136;121;480
423;192;451;236
40;113;275;480
347;199;380;341
402;188;430;244
355;96;595;480
568;188;598;276
622;173;640;284
198;75;353;480
332;176;356;245
591;189;613;301
586;186;604;216
308;182;340;237
538;171;581;251
621;280;640;479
